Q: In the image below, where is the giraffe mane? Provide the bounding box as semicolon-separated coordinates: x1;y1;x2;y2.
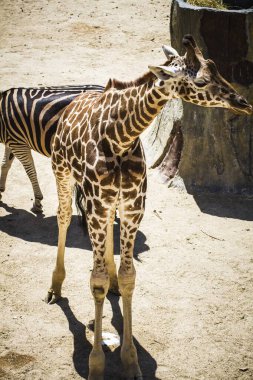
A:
104;71;157;91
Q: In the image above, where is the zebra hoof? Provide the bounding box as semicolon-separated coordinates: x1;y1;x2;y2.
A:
31;202;43;214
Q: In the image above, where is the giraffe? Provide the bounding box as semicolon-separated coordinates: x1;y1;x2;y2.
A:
45;35;252;380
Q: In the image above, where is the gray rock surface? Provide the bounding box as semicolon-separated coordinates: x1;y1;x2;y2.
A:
170;0;253;194
141;99;183;168
143;0;253;194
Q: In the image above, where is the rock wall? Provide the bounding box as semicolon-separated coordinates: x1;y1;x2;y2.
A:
170;0;253;194
141;99;182;165
143;0;253;194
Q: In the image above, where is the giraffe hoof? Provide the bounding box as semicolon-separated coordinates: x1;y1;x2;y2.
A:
88;374;104;380
108;285;121;296
122;360;142;380
109;277;121;296
44;289;61;304
124;375;143;380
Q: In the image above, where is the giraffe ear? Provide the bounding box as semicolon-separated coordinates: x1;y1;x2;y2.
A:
149;65;178;80
162;45;179;59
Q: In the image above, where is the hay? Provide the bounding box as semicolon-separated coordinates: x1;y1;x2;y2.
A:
186;0;227;9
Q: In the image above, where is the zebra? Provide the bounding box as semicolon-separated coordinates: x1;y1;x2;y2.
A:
0;85;104;212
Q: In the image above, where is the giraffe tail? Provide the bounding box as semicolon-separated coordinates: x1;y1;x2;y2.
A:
74;184;87;229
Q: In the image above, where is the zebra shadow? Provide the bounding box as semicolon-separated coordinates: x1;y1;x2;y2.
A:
0;202;149;259
57;295;160;380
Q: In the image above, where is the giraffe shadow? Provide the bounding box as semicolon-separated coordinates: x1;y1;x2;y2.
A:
0;202;90;249
57;298;91;379
57;296;160;380
0;202;149;258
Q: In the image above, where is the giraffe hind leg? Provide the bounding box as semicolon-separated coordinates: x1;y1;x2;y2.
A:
74;186;119;294
45;171;72;304
118;201;144;380
105;207;120;295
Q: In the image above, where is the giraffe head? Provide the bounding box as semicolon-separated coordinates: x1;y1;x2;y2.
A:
149;35;252;115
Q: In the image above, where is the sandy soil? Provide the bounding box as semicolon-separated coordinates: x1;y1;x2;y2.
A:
0;1;253;379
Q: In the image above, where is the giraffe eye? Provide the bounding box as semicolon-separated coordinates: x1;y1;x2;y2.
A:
194;79;208;88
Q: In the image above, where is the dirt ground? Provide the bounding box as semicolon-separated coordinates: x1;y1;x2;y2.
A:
0;1;253;379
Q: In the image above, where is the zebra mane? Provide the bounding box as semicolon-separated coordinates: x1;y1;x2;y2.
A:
9;85;105;92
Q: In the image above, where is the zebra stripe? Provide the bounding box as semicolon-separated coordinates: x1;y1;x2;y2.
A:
0;85;104;156
0;84;104;212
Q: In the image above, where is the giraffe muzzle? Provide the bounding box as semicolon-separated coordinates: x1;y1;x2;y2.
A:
230;98;252;115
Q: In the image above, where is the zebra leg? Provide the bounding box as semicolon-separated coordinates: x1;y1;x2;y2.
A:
10;145;44;213
0;146;15;200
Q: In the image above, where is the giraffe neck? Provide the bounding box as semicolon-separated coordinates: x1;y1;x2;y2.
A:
104;80;175;153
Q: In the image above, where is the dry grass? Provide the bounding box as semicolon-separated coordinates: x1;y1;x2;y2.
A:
186;0;227;9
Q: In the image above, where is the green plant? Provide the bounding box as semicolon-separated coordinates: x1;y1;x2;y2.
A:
186;0;227;9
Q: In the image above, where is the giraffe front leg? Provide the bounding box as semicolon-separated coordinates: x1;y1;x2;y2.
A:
118;209;143;380
46;226;67;304
0;146;15;199
45;173;72;304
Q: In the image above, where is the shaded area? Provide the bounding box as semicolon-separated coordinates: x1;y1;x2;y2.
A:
200;10;248;84
58;296;160;380
57;298;92;379
0;202;90;249
0;202;149;258
223;0;253;10
0;351;34;369
194;192;253;220
0;351;35;380
155;121;183;183
107;293;160;380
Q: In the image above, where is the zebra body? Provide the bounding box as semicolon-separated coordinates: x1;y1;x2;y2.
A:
0;85;104;212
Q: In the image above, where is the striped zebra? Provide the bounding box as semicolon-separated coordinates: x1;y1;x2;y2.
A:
0;85;104;212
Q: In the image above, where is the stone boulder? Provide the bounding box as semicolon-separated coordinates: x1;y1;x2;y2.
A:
143;0;253;194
